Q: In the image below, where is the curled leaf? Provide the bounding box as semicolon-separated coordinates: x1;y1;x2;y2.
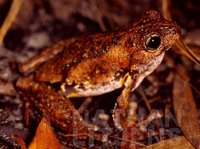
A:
173;65;200;148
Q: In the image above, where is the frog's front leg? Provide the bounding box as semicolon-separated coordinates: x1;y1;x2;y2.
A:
113;74;139;130
17;75;87;133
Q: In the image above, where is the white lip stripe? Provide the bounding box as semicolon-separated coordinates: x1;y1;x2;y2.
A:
75;80;123;97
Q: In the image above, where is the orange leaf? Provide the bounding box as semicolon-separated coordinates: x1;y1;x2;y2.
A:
28;117;62;149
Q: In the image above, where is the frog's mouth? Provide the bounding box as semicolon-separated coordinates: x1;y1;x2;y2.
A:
61;76;126;98
60;83;79;98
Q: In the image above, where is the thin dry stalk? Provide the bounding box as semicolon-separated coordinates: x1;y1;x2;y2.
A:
161;0;200;65
0;0;24;45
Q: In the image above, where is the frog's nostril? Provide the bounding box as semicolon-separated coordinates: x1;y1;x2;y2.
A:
172;23;181;35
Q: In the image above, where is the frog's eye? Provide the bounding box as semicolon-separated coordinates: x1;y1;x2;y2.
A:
145;34;161;52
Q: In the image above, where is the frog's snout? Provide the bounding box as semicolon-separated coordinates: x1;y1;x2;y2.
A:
170;22;181;38
163;22;181;45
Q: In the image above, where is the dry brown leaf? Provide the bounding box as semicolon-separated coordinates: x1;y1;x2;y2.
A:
28;117;62;149
173;65;200;148
175;40;200;65
143;136;194;149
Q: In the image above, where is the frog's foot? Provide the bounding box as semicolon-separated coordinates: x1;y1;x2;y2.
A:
113;102;127;130
113;101;139;130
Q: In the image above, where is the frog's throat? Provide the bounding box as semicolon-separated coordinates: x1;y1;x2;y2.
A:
131;52;165;91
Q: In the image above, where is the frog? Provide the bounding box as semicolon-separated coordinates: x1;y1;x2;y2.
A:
16;10;180;134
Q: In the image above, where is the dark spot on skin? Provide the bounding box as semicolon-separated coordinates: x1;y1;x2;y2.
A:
94;39;102;47
168;28;177;34
100;42;110;53
82;48;87;52
112;37;120;45
138;29;144;33
138;21;145;27
90;46;95;51
93;49;100;57
130;69;139;76
114;27;121;33
76;83;86;90
63;48;69;56
62;63;70;71
126;38;136;47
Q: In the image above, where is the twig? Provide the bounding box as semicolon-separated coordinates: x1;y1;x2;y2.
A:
0;0;24;45
137;86;151;112
108;135;146;147
78;97;92;113
161;0;200;65
175;40;200;65
161;0;172;20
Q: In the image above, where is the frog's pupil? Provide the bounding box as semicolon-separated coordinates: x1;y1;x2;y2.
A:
146;35;161;50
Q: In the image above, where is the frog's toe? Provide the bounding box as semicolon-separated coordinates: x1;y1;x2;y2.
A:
112;101;139;130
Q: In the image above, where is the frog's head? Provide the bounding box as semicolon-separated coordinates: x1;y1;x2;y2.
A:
128;10;181;72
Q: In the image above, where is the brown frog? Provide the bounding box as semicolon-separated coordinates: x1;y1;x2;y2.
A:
16;10;180;133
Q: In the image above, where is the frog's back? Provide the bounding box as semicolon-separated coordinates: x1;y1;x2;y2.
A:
33;10;180;95
34;28;135;84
